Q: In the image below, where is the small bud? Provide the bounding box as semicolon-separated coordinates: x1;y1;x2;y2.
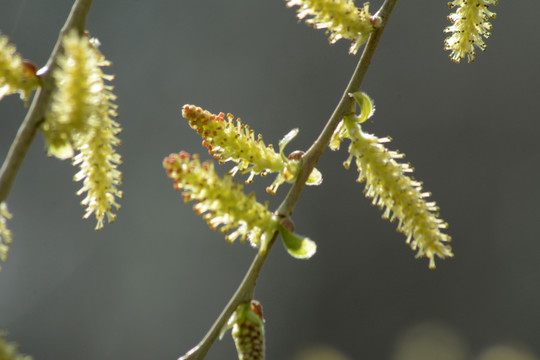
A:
287;150;304;161
225;301;266;360
280;217;295;233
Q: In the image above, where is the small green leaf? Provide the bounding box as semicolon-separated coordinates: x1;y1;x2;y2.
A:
278;128;299;155
278;224;317;259
306;167;323;186
350;92;375;123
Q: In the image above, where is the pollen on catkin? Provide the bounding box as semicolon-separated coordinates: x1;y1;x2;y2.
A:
182;105;321;194
285;0;378;54
0;202;13;271
0;33;38;103
163;152;279;253
341;116;452;268
41;31;122;230
444;0;497;63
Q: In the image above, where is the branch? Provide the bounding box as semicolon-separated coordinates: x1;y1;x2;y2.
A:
178;1;398;359
0;0;93;203
178;237;277;360
277;0;398;217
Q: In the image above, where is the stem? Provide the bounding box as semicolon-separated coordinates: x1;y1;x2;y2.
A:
179;0;398;358
179;237;277;360
277;0;398;217
0;0;93;203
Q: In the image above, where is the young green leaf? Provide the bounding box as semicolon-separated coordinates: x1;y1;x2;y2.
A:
278;224;317;259
278;128;299;155
350;91;375;123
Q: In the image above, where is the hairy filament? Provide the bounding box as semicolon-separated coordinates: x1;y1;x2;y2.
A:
444;0;497;63
163;152;278;253
0;33;38;103
0;202;13;271
41;31;122;230
285;0;378;54
342;116;452;268
72;117;122;230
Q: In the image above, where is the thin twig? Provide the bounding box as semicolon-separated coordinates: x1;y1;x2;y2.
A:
178;1;398;359
0;0;93;203
178;238;277;360
277;0;398;217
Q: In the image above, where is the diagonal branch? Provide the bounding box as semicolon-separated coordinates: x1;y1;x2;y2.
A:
178;0;398;359
277;0;398;217
0;0;93;203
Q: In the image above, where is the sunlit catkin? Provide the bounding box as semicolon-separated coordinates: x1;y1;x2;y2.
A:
330;93;452;268
163;152;278;253
285;0;378;54
343;116;452;268
182;105;321;194
42;31;122;230
444;0;497;63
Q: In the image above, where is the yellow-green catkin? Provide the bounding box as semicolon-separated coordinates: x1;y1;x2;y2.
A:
41;31;122;230
444;0;497;63
0;202;13;271
182;105;321;194
163;152;278;253
285;0;378;54
0;332;31;360
183;105;284;182
228;301;265;360
341;116;452;268
0;33;38;103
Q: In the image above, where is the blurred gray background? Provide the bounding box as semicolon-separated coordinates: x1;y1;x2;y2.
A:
1;1;539;359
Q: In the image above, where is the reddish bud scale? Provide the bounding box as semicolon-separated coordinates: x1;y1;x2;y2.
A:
22;60;37;78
